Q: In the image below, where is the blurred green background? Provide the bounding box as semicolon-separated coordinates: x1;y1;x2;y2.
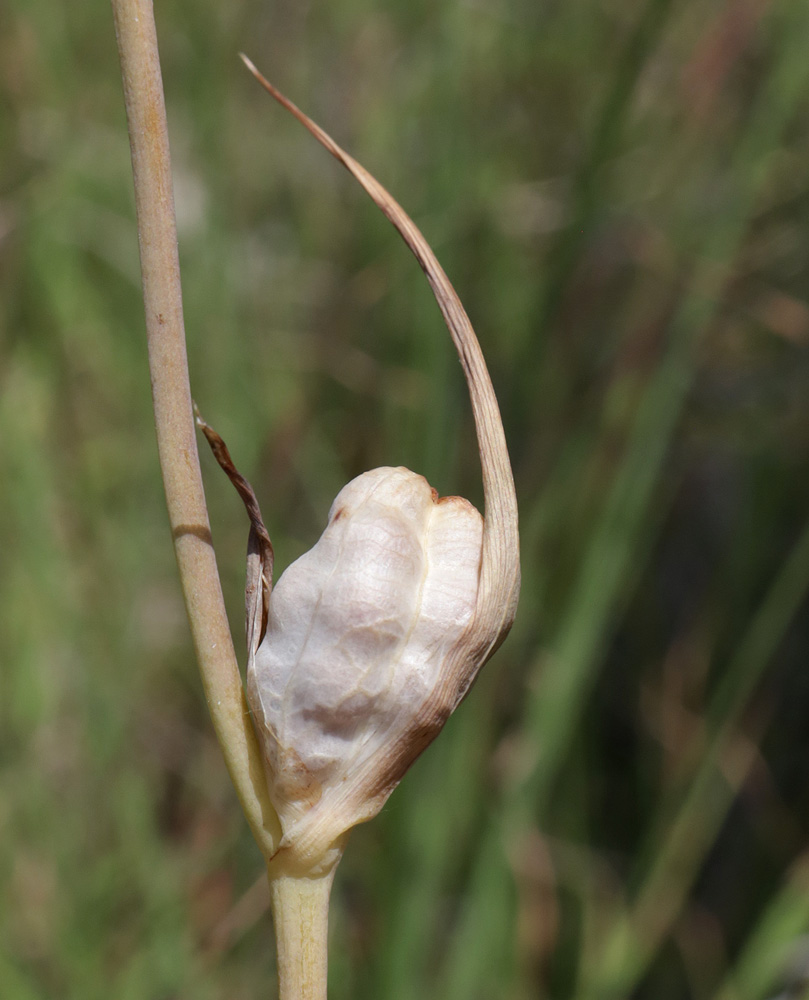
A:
3;0;809;997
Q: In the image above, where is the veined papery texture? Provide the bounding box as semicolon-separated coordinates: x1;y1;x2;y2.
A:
247;466;483;856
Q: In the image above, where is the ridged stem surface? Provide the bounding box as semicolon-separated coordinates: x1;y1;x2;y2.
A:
270;873;334;1000
110;0;279;857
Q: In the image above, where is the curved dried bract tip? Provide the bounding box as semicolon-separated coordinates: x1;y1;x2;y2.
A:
195;405;273;663
240;56;520;872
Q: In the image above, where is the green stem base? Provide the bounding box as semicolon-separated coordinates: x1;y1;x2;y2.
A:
270;871;335;1000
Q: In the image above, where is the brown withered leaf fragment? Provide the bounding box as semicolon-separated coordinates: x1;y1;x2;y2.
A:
194;404;274;658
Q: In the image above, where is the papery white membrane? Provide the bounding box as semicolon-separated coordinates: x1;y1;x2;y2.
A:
248;466;483;840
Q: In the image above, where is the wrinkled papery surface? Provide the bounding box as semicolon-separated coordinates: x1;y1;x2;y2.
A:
247;467;483;846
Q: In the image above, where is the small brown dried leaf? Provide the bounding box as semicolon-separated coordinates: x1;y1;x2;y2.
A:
194;405;273;663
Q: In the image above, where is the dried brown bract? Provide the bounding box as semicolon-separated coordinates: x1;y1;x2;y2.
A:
200;59;520;875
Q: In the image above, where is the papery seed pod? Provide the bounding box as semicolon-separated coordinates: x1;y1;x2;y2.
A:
201;60;520;875
248;467;484;866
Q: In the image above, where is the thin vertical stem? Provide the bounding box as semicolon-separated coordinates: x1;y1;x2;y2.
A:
270;873;334;1000
110;0;279;857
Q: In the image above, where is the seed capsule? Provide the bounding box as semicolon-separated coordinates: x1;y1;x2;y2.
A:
247;467;483;865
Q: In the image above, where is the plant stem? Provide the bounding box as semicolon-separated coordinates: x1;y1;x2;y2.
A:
110;0;279;857
269;872;334;1000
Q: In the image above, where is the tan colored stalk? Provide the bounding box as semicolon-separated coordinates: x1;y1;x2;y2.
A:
269;872;335;1000
110;0;279;858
